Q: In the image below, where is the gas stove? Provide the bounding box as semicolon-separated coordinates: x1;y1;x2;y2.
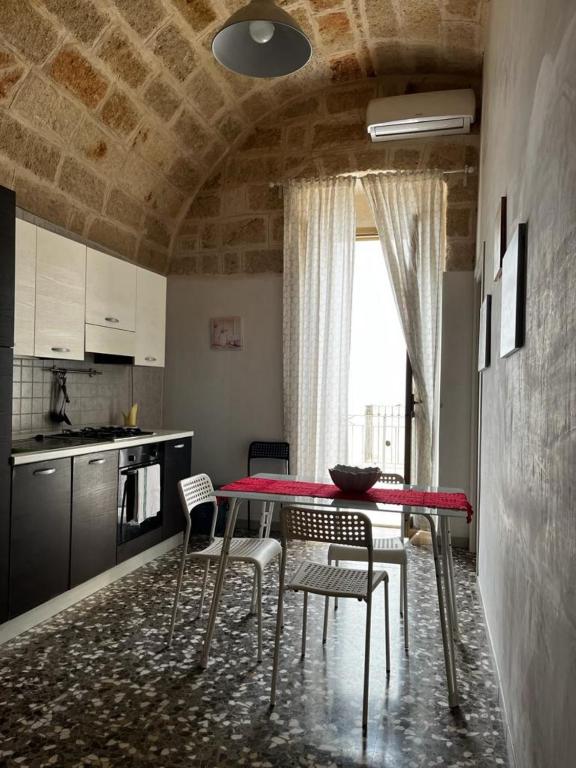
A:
52;426;155;441
12;427;155;454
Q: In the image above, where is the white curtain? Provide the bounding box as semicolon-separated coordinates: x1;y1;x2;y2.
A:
361;172;446;490
283;177;357;479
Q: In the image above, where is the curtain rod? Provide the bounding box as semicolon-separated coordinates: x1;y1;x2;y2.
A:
269;165;476;189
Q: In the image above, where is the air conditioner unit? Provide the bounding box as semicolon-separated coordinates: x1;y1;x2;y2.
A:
366;89;476;142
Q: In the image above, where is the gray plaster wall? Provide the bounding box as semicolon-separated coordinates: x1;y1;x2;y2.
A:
477;1;576;766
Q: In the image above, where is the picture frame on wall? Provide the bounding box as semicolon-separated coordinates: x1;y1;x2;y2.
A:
500;223;527;358
493;196;507;281
210;316;243;350
478;294;492;372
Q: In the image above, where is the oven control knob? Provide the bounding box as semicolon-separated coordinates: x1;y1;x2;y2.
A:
128;454;136;462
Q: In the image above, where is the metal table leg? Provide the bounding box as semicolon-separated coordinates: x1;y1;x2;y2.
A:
200;496;239;668
440;516;459;639
425;514;459;708
251;501;273;612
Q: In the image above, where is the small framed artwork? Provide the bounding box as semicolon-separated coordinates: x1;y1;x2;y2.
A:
500;223;527;358
493;196;508;281
478;294;492;372
210;316;243;350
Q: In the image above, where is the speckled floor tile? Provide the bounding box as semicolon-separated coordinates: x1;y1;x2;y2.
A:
0;539;508;767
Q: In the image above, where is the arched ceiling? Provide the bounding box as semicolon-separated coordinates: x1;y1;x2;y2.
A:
0;0;488;271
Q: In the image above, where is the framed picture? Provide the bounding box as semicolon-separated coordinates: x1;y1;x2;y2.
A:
210;316;243;350
493;196;507;281
478;294;492;372
500;223;527;358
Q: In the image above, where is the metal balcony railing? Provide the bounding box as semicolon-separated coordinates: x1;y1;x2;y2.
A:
347;404;405;476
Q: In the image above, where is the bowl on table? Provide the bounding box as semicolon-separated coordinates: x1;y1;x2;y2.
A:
328;464;382;493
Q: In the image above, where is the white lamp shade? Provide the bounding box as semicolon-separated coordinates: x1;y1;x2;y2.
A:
212;0;312;78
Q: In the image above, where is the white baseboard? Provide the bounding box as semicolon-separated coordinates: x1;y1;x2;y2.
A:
0;533;183;646
476;581;518;768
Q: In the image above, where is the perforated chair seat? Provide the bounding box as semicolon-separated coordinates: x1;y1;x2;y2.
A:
286;560;386;600
328;536;407;565
190;536;281;567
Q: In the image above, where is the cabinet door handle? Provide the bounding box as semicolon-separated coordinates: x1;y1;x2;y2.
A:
34;468;56;476
145;356;157;362
105;317;119;323
173;443;185;449
89;458;106;465
51;347;70;353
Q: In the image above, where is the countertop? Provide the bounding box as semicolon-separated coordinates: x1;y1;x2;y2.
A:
11;429;195;466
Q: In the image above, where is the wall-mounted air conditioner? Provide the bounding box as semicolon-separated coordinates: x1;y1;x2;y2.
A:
366;89;476;142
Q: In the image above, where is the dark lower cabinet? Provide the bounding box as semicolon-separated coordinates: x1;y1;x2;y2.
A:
71;451;118;588
162;438;192;540
9;458;71;618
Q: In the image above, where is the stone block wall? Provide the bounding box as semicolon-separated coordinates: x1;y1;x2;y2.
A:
0;1;488;275
171;75;481;275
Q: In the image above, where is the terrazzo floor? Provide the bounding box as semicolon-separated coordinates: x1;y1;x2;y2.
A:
0;538;508;768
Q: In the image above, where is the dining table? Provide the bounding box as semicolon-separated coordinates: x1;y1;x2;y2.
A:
201;472;473;709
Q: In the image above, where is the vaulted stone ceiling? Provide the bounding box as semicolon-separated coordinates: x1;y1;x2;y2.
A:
0;0;488;271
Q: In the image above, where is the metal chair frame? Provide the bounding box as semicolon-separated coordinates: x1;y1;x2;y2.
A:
247;441;290;531
167;473;281;661
270;506;390;731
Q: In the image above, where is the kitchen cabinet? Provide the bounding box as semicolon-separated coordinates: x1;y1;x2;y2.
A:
12;221;167;364
0;186;15;623
14;219;36;357
135;267;166;367
0;187;15;349
86;247;136;332
71;451;119;588
34;228;86;361
162;438;191;540
85;324;135;357
9;458;71;618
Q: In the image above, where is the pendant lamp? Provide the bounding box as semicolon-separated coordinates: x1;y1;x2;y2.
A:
212;0;312;78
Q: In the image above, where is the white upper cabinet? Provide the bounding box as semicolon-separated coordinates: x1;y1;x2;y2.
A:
134;268;166;367
13;222;165;366
85;248;136;332
34;229;86;361
14;219;37;357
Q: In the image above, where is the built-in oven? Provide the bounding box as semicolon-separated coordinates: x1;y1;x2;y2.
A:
117;443;162;547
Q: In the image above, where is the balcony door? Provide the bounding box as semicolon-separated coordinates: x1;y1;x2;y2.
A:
349;237;410;480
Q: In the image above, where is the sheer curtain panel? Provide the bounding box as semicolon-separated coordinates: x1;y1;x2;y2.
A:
361;172;446;491
283;177;357;479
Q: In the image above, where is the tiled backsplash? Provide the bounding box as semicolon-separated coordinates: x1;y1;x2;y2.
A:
12;357;163;437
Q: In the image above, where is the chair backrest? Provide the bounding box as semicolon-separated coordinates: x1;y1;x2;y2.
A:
380;472;404;484
248;441;290;472
280;506;373;551
178;474;218;537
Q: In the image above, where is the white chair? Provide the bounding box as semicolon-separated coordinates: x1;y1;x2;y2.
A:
327;472;409;652
167;473;281;661
270;506;390;732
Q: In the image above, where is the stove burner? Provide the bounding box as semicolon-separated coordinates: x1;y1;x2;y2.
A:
75;426;153;439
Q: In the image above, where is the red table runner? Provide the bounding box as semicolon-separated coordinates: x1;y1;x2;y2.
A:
220;477;473;523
